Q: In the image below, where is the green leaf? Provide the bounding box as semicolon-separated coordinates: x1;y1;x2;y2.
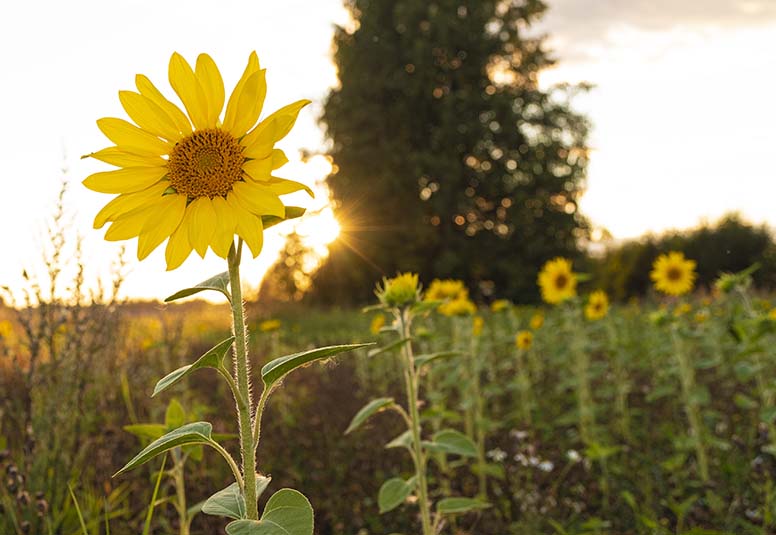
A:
202;478;272;520
436;497;491;515
261;343;373;390
761;405;776;424
423;429;477;458
378;478;413;514
165;272;231;303
261;206;307;230
367;337;411;358
225;488;313;535
385;430;413;450
114;422;214;477
153;337;235;397
410;300;442;314
734;393;758;410
345;397;395;435
123;424;167;442
165;399;186;430
414;351;461;368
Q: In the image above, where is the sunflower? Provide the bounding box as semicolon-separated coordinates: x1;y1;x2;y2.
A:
650;252;696;296
515;330;533;350
425;279;467;301
83;52;313;270
584;290;609;321
529;312;544;330
537;258;577;305
376;272;420;308
438;296;477;317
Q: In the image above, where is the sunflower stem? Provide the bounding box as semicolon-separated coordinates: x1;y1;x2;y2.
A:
227;241;259;520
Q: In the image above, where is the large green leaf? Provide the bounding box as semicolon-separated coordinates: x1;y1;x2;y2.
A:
114;422;214;477
436;497;491;515
202;477;272;520
261;344;372;390
423;429;477;458
153;337;235;397
164;272;231;303
378;477;414;514
225;489;313;535
345;397;394;435
262;206;306;230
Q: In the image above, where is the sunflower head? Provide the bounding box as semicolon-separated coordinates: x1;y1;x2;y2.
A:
584;290;609;321
84;52;313;270
490;299;511;313
529;312;544;330
425;279;467;301
438;296;477;317
259;319;281;332
472;316;485;336
515;330;533;350
376;272;421;308
537;258;577;305
650;251;696;296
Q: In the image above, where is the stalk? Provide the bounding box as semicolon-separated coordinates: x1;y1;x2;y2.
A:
227;242;258;520
470;333;487;499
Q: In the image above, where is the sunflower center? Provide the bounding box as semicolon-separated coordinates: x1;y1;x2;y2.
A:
554;274;568;289
168;129;244;199
666;267;683;282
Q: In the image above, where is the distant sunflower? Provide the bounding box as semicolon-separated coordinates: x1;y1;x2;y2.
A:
83;52;312;270
537;258;577;305
650;252;696;296
584;290;609;321
515;330;533;350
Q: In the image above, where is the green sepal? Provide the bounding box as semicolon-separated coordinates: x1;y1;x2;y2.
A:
422;429;477;458
345;397;394;435
225;489;313;535
152;337;235;397
261;343;373;390
414;351;461;368
261;206;307;230
367;338;411;358
202;477;272;520
436;497;491;515
378;477;416;514
165;272;231;303
114;422;214;477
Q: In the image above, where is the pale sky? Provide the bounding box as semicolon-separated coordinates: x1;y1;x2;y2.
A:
1;1;774;301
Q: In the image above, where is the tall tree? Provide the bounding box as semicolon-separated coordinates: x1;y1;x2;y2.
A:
311;0;589;303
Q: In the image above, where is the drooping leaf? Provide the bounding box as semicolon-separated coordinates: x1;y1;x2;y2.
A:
114;422;214;477
261;343;372;390
202;478;272;520
153;337;235;397
261;206;306;230
378;478;413;514
436;497;491;515
165;272;231;303
423;429;477;458
225;488;313;535
414;351;461;368
345;397;394;435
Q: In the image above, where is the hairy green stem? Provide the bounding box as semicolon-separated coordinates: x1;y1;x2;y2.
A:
227;241;258;520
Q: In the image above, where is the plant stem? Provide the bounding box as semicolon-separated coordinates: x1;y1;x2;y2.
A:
398;309;433;535
227;241;258;520
470;333;487;499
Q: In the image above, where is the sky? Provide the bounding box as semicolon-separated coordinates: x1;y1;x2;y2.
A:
1;0;774;301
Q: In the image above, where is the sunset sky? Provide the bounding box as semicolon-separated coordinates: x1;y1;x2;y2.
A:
1;0;774;301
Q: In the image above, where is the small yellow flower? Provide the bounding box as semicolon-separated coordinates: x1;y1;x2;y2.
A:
439;296;477;317
490;299;511;313
425;279;467;301
84;52;313;270
529;312;544;330
673;302;692;317
769;308;776;321
370;314;386;335
694;311;709;324
376;272;420;307
650;252;696;296
259;319;281;332
515;330;533;350
584;290;609;321
537;258;577;304
472;316;484;336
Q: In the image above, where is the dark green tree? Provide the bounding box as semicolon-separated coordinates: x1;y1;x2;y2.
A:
310;0;590;303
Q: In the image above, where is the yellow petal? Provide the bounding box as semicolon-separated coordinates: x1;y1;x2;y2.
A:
265;176;314;198
93;181;170;228
227;193;264;257
86;147;166;168
137;194;187;260
195;53;225;128
165;208;196;270
270;149;288;170
168;52;209;129
210;196;237;258
186;197;217;257
242;155;274;182
241;99;311;159
224;70;266;138
223;52;261;133
83;166;167;194
103;198;165;241
97;118;171;155
231;181;284;218
135;74;193;136
119;91;183;141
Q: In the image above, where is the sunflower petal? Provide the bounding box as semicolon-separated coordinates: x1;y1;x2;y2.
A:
224;70;266;138
119;91;182;142
186;197;217;257
241;99;311;159
231;181;284;218
242;156;274;182
137;194;187;260
97;118;171;155
265;176;314;198
83;167;167;194
168;52;209;130
93;181;169;229
135;74;193;136
223;52;261;134
270;149;288;170
104;202;160;241
165;216;194;271
86;147;166;168
210;196;237;258
195;54;225;128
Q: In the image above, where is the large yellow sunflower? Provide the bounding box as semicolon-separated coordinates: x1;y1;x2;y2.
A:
83;52;312;270
650;251;696;296
537;258;577;304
